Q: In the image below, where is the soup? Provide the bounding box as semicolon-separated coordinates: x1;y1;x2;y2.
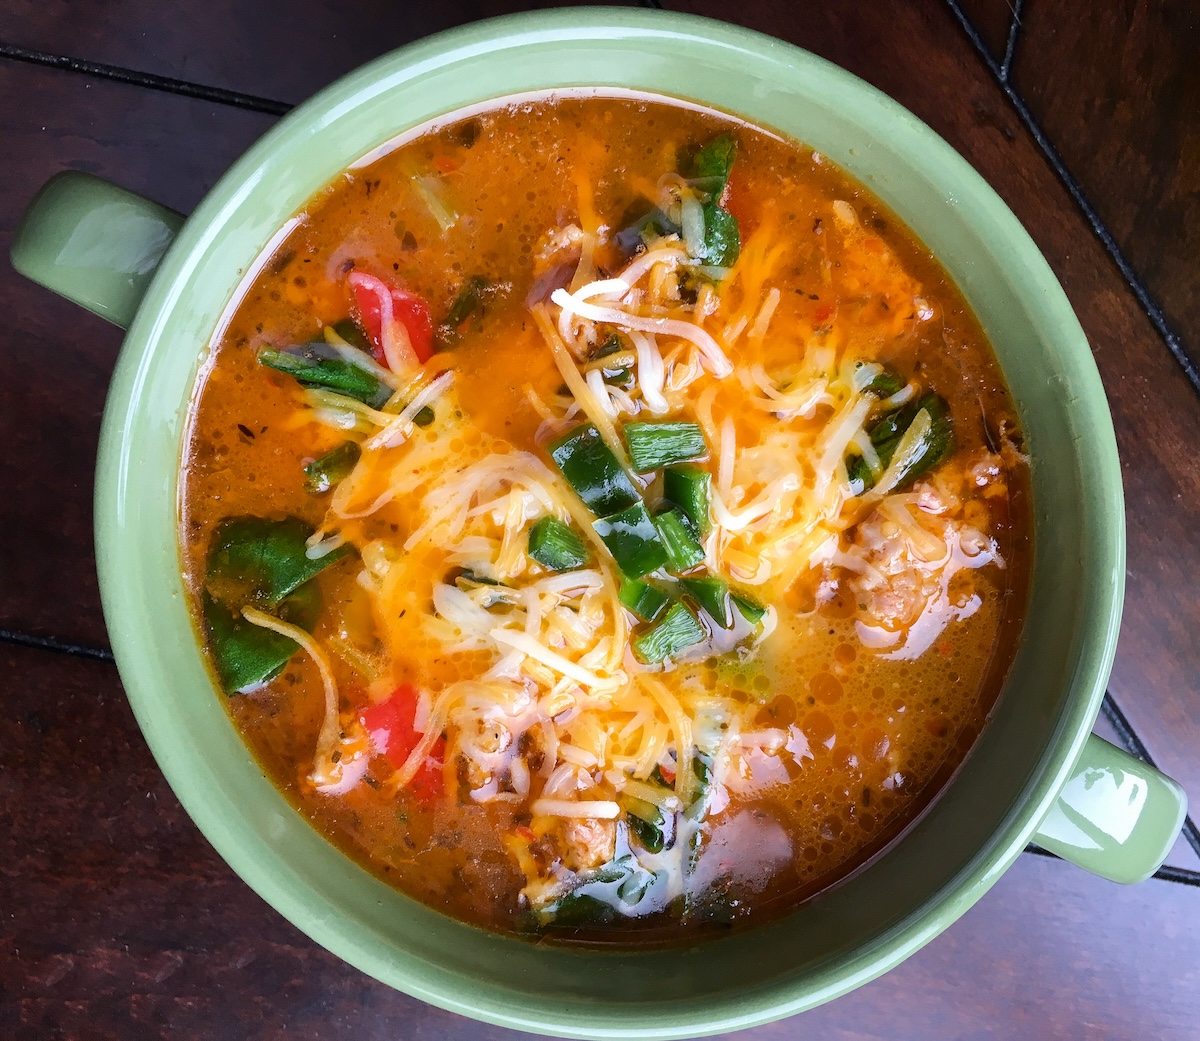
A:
181;94;1030;941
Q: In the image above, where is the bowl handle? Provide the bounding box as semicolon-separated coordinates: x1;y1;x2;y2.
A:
1032;733;1188;883
10;171;185;331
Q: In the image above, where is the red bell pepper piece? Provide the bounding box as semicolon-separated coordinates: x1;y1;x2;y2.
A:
346;272;434;370
359;683;444;799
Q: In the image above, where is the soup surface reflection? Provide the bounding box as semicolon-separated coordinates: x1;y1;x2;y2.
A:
182;94;1031;941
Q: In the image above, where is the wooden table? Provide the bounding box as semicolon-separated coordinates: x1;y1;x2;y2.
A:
3;2;1198;1037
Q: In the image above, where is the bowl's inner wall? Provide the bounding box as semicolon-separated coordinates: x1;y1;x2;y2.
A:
97;13;1120;1038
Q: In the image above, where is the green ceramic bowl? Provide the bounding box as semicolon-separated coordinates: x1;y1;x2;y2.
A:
11;9;1187;1038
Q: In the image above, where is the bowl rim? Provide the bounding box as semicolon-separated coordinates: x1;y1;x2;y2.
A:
94;8;1124;1038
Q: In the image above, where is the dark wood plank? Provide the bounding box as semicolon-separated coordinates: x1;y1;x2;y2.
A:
0;61;277;646
3;641;1198;1040
957;0;1016;68
666;0;1200;830
0;0;637;108
1011;0;1200;370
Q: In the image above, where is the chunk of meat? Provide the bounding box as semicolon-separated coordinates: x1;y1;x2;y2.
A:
535;223;584;269
966;449;1010;500
527;224;584;307
833;480;1002;660
842;502;947;632
557;817;616;874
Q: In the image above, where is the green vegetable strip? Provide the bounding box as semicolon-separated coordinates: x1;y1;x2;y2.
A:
680;575;733;629
731;593;767;625
624;422;708;473
446;275;487;326
699;204;740;268
437;275;489;346
686;753;714;820
869;393;955;487
549;424;641;517
618;578;671;622
687;135;740;267
662;465;711;536
865;369;904;397
592;503;668;579
632;601;707;664
654;509;705;573
845;454;873;497
304;441;361;494
688;135;737;196
592;333;624;360
626;812;666;854
527;517;589;572
620;793;671;854
400;160;459;232
870;406;911;457
329;318;372;353
259;346;387;407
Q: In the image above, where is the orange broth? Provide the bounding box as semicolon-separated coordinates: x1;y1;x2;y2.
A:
181;95;1030;941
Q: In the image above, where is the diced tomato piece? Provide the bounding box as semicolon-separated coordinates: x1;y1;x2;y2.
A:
359;683;444;799
387;291;434;363
347;273;434;368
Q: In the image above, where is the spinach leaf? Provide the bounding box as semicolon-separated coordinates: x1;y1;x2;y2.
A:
535;854;662;928
845;454;873;497
537;892;620;929
436;275;503;348
847;393;955;498
687;136;741;266
686;753;714;820
203;517;350;695
865;367;904;398
870;393;955;488
613;206;679;254
203;582;320;694
626;812;666;854
688;134;737;196
208;516;350;609
700;203;740;267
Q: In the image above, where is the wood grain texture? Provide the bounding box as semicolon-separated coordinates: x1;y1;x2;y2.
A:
0;0;636;108
0;61;277;646
957;0;1016;67
1011;0;1200;370
1;643;1197;1041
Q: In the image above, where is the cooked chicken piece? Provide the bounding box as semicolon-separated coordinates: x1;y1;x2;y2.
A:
558;817;616;874
844;503;946;631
